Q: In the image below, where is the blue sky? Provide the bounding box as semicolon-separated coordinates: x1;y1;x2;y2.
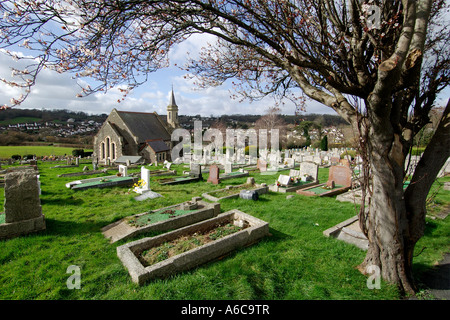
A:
1;32;448;117
0;33;335;117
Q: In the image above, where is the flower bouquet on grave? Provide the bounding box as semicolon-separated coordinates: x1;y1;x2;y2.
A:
322;180;335;190
132;179;146;193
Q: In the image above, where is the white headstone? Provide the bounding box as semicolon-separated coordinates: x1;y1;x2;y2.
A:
278;174;292;187
300;161;319;181
118;165;128;177
289;169;301;178
135;166;150;194
284;158;295;168
225;163;232;174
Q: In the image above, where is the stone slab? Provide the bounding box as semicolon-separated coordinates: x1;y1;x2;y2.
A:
323;215;368;250
116;209;269;285
102;199;220;243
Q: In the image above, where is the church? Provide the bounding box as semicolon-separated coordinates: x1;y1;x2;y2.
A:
93;89;180;164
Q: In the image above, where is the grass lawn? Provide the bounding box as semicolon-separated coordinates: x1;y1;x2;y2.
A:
0;146;92;159
0;117;42;125
0;161;448;300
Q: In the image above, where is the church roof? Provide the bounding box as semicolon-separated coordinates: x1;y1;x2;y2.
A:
115;111;171;143
146;139;170;153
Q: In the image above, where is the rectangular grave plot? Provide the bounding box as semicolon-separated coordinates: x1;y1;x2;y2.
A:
116;209;269;285
71;176;137;191
102;200;220;243
219;170;249;181
202;184;268;202
157;175;202;185
296;183;350;197
323;216;368;250
270;180;320;193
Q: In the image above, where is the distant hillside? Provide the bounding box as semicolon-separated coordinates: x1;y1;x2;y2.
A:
0;108;108;124
0;108;348;128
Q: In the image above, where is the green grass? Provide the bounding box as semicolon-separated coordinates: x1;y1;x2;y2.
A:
127;209;195;227
0;161;448;300
0;146;92;159
0;117;42;125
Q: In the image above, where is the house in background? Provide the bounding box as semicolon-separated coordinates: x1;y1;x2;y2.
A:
93;89;180;164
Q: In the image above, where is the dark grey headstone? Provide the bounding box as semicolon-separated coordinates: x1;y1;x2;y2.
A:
4;169;42;223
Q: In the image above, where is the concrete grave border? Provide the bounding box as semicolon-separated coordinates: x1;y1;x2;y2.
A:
102;198;220;243
0;214;46;240
202;183;268;202
116;209;269;285
323;215;368;250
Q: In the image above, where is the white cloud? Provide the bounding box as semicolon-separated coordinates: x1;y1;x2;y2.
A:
0;48;337;117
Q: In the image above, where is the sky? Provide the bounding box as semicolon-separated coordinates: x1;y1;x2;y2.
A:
0;33;335;117
1;30;448;118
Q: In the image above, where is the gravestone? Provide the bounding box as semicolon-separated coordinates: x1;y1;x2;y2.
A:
330;156;340;166
0;168;46;240
339;158;351;168
189;163;203;179
257;159;267;172
118;165;128;177
328;165;352;187
299;162;319;181
278;174;292;187
207;165;220;185
4;169;42;223
289;169;302;179
134;166;151;194
225;162;232;174
313;156;322;165
246;177;255;185
284;158;295;168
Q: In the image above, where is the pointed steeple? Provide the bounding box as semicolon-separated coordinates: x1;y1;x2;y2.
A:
168;85;177;107
167;86;179;129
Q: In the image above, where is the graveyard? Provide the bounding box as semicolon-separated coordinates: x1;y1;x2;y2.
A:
0;157;448;300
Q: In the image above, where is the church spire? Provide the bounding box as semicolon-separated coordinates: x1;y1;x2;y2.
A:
167;87;179;129
169;86;177;107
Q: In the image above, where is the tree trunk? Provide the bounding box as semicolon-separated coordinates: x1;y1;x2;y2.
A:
357;143;416;295
403;99;450;283
358;99;450;295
